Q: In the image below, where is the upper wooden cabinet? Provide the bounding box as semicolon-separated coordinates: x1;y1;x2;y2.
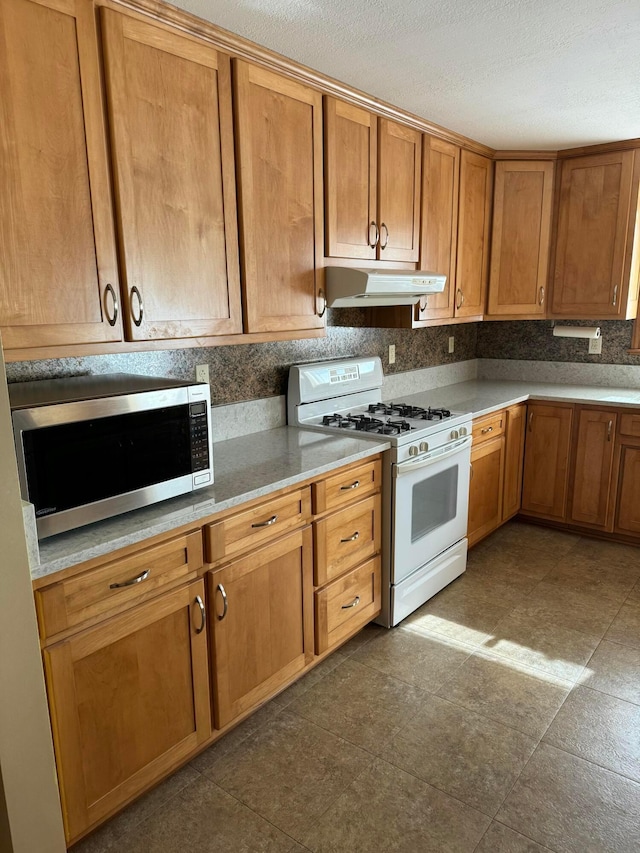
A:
551;150;640;319
414;137;460;322
323;97;421;263
486;161;554;318
235;62;325;334
101;10;242;341
0;0;121;351
455;150;494;318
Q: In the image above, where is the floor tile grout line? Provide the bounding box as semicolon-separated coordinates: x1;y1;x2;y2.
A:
477;817;561;853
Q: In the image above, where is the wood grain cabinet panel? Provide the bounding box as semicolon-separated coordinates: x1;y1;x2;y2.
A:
101;10;242;341
207;527;314;728
468;434;505;547
315;556;381;655
235;62;324;333
502;404;526;521
314;494;381;586
0;0;121;351
615;443;640;535
551;151;640;319
487;161;554;318
378;118;422;262
455;150;493;318
521;403;573;521
414;136;460;322
570;408;617;530
43;580;211;843
323;98;377;260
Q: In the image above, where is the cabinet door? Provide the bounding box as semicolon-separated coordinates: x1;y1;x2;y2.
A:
487;161;554;317
552;151;638;318
43;580;211;843
415;136;459;322
324;97;377;260
502;404;526;521
235;62;324;333
0;0;121;351
570;408;617;529
468;435;505;547
455;150;493;318
615;443;640;535
208;527;314;728
378;118;422;262
101;10;241;341
521;403;573;520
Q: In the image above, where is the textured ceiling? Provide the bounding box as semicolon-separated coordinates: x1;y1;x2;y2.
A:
174;0;640;150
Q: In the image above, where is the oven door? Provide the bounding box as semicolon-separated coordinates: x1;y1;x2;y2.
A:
391;435;471;584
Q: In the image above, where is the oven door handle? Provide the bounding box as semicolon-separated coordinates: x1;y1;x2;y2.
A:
393;435;472;477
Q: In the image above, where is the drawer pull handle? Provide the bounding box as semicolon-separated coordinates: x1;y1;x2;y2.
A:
341;595;361;610
194;595;206;634
341;531;360;543
252;514;278;528
340;480;360;491
109;569;150;589
481;426;493;434
216;583;228;621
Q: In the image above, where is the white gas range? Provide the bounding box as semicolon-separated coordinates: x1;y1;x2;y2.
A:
288;356;472;627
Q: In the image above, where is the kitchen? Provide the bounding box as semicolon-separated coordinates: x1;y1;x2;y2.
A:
1;0;640;851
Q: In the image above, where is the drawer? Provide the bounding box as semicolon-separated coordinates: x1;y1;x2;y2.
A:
205;487;311;565
312;458;382;515
619;413;640;437
314;493;381;586
35;530;203;641
314;556;381;654
472;411;505;445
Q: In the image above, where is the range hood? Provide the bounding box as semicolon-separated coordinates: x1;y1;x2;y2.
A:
325;267;447;308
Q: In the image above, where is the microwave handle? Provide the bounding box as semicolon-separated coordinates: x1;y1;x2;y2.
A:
393;436;472;478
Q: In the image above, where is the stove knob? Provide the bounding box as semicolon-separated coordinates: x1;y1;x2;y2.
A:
408;445;419;457
419;441;429;453
459;426;468;436
450;429;459;440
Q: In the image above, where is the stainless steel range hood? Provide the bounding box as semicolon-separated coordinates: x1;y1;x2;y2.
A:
325;267;446;308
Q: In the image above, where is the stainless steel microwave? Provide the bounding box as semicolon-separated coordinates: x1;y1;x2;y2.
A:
9;374;213;539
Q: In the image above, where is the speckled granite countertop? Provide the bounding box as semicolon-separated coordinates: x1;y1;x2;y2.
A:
400;379;640;418
34;428;389;583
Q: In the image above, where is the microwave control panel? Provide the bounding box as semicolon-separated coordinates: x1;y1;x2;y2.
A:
189;402;210;472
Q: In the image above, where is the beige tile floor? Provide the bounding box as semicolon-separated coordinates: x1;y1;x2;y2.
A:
72;521;640;853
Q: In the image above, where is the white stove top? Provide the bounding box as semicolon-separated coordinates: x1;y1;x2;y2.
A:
288;357;472;452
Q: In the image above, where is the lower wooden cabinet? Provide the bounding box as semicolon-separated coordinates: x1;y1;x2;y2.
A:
521;402;573;521
207;526;314;728
468;433;505;547
502;404;526;521
569;407;617;530
43;579;211;842
315;556;381;654
615;444;640;535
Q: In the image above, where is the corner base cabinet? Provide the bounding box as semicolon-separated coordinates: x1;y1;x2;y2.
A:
521;402;573;521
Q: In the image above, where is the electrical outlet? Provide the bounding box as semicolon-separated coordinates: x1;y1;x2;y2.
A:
448;336;455;354
388;344;396;365
195;364;210;383
588;336;602;355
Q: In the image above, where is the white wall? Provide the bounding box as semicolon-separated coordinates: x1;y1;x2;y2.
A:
0;340;66;852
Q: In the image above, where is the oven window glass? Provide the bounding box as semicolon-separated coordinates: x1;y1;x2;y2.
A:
22;405;192;517
411;465;458;542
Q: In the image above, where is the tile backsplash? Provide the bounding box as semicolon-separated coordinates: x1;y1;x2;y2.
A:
477;319;640;365
4;317;478;405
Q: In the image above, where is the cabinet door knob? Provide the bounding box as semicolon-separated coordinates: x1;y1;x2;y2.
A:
104;283;119;327
194;595;206;634
109;568;150;589
130;285;144;327
379;222;389;250
216;583;228;621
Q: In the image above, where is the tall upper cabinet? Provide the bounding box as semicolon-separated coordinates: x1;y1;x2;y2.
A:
234;63;325;334
0;0;121;351
101;10;242;341
323;97;421;263
486;161;554;318
551;150;640;319
455;150;494;319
